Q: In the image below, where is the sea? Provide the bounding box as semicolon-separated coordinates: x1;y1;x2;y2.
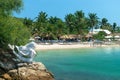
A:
34;47;120;80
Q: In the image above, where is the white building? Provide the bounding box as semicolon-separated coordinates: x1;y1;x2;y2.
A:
89;29;111;35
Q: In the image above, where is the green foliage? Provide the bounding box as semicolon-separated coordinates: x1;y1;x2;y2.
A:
34;12;67;40
74;11;89;35
112;22;117;33
35;11;48;35
23;17;34;34
65;13;76;34
65;11;89;39
88;13;99;30
18;10;119;41
0;0;23;16
32;10;116;41
48;17;68;39
93;31;107;40
101;18;108;27
0;17;30;48
0;0;31;49
36;11;48;23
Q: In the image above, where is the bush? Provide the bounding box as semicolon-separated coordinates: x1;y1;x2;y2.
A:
0;17;30;49
93;31;107;40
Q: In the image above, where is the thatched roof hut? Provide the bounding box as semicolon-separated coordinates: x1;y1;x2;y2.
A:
86;34;93;38
60;34;81;39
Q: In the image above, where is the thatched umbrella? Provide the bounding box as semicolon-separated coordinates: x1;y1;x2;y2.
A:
60;35;69;39
86;34;93;38
68;34;77;39
60;34;81;39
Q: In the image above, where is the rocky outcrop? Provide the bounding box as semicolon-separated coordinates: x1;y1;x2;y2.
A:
0;48;54;80
0;48;18;73
0;62;54;80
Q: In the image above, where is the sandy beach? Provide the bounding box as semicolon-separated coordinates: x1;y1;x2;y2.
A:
35;44;91;50
35;42;120;51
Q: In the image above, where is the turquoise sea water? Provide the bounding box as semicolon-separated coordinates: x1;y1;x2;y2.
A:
34;47;120;80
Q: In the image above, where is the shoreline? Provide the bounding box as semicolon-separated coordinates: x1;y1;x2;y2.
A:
35;43;120;51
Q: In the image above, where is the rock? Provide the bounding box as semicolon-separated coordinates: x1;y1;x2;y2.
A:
0;46;54;80
0;48;19;73
1;62;54;80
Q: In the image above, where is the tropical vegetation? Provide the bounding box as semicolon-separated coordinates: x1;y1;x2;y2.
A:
0;0;30;49
0;0;120;50
23;11;120;41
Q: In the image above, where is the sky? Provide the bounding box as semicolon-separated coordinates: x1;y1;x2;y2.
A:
14;0;120;26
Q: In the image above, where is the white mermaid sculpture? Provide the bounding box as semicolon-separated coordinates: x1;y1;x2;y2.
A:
8;42;37;63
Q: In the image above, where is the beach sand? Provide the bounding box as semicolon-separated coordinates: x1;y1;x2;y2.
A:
35;43;120;51
35;44;91;50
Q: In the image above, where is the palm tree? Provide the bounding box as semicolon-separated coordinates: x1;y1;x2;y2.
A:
23;17;34;35
36;11;48;23
35;11;48;37
65;13;76;34
74;10;85;33
48;16;67;40
101;18;108;29
88;13;99;34
49;16;59;24
113;22;117;33
112;22;117;40
55;18;67;40
100;18;113;31
74;10;88;40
